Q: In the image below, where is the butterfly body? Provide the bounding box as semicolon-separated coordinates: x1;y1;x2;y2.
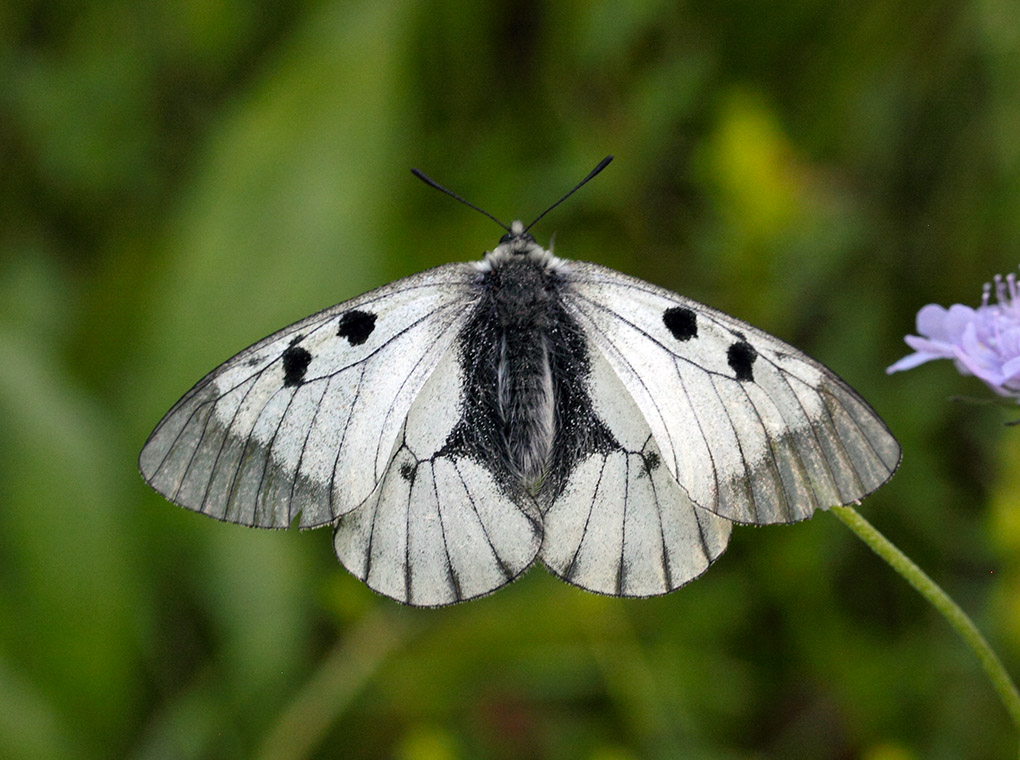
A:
141;217;899;606
461;229;563;491
452;221;616;503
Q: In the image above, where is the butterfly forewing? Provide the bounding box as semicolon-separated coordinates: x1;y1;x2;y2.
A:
563;262;900;525
139;265;478;529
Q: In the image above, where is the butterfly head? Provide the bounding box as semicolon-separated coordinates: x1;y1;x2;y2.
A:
479;219;560;272
498;220;540;253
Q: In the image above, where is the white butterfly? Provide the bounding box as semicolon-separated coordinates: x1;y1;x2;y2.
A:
140;157;900;606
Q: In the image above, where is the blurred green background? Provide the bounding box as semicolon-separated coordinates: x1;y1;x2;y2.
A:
3;1;1020;757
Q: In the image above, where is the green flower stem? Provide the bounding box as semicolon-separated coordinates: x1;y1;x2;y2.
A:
831;505;1020;737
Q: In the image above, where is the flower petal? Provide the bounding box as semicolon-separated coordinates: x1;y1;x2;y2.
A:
915;304;951;338
1001;355;1020;382
945;304;981;341
887;351;940;374
889;267;1020;403
953;344;1004;388
903;334;955;358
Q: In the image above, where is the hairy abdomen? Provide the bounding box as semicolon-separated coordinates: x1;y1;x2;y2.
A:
498;330;555;488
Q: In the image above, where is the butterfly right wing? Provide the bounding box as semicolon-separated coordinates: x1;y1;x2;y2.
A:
562;261;900;525
139;264;479;529
540;343;733;597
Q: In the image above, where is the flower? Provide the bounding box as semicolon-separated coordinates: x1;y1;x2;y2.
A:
887;268;1020;399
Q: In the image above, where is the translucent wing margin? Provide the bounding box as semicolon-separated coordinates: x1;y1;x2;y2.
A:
139;264;478;529
563;262;900;525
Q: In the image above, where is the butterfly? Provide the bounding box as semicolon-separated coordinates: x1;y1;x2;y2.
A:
139;156;900;606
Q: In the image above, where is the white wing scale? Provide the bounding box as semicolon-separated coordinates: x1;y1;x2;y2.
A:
563;262;900;525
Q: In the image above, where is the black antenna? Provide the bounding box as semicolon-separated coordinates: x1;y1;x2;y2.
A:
411;168;509;231
412;155;614;235
524;155;613;232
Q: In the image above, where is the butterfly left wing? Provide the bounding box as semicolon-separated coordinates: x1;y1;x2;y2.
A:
562;261;900;525
139;265;478;530
334;344;543;606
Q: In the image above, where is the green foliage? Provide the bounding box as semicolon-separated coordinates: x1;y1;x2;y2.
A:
2;0;1019;757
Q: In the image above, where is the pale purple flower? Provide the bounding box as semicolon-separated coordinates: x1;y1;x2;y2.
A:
888;268;1020;399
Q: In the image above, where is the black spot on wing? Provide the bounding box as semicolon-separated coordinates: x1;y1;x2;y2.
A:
337;309;377;345
663;306;697;341
727;339;757;382
281;345;312;387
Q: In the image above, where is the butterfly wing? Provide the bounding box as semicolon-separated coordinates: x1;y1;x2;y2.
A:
139;264;479;529
333;343;543;606
562;261;900;525
540;344;733;597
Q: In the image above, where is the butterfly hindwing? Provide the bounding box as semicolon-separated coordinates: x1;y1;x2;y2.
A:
540;343;733;596
334;345;543;606
139;265;478;529
563;262;901;525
